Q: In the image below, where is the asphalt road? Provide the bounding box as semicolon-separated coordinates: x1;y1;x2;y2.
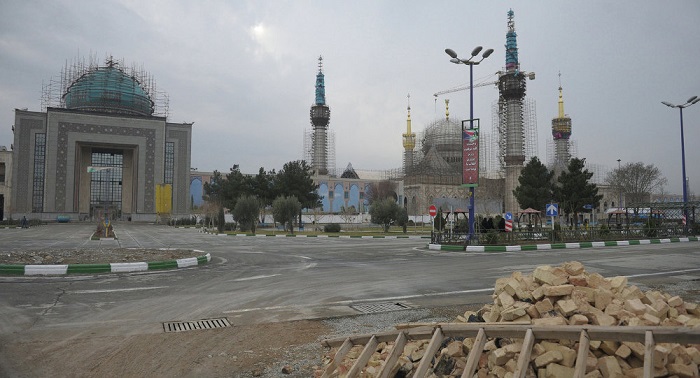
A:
1;223;699;336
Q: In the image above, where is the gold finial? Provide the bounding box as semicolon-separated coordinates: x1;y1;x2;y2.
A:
558;71;565;118
445;99;450;120
403;93;416;150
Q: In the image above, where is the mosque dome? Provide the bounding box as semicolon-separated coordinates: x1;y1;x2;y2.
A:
420;117;463;170
63;63;154;116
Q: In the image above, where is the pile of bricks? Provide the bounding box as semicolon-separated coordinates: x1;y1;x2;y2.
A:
321;262;700;377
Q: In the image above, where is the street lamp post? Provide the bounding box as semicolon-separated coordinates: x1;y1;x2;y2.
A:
617;159;622;210
662;96;700;234
445;46;494;242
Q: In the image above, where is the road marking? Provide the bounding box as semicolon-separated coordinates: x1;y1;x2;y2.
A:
223;288;493;314
232;274;280;282
625;268;700;278
70;286;169;294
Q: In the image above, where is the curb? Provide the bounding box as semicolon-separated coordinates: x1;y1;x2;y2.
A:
0;251;211;276
428;236;700;252
201;230;430;239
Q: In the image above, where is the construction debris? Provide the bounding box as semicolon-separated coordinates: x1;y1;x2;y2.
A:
319;262;700;377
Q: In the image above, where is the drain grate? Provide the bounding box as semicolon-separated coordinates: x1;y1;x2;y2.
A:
351;302;412;314
163;317;231;333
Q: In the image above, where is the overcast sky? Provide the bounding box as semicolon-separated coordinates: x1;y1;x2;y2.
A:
1;1;699;195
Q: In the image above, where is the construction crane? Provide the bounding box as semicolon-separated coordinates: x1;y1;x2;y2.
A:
433;71;536;98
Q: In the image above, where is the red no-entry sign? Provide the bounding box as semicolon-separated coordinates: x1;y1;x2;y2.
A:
429;205;437;217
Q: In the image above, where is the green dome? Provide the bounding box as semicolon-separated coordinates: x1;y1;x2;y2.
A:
63;65;154;116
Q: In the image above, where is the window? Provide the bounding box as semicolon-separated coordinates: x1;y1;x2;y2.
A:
344;191;349;199
32;133;46;212
329;190;334;199
164;142;174;184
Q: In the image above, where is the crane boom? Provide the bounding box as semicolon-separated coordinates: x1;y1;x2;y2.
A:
433;71;535;98
433;81;498;97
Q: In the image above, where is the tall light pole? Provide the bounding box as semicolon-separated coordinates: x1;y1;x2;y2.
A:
617;159;622;210
445;46;494;242
662;96;700;233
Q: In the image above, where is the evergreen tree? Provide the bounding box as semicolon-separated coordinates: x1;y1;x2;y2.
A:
513;157;554;212
554;158;603;228
233;195;260;234
369;198;400;232
272;195;301;233
275;160;321;226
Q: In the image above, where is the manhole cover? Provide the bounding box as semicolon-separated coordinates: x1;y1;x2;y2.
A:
163;318;231;333
351;302;412;314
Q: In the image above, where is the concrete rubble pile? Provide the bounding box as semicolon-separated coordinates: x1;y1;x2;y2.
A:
321;261;700;377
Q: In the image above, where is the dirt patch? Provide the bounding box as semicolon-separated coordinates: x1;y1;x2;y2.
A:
0;320;331;378
0;248;205;265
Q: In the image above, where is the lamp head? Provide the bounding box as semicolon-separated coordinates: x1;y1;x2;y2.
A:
471;46;483;57
445;48;458;59
482;48;494;58
661;101;675;108
687;96;698;104
449;58;461;64
692;97;700;105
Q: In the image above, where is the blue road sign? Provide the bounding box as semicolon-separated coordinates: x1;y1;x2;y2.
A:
546;204;559;217
505;212;513;221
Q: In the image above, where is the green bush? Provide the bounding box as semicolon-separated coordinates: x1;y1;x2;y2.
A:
324;223;341;232
484;230;500;245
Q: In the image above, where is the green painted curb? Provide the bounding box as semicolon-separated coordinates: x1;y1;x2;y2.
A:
520;245;538;251
67;264;111;274
0;265;25;275
484;246;507;252
147;260;179;270
196;255;209;264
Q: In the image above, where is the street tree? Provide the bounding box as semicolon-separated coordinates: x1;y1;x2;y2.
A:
250;167;276;223
605;162;667;210
369;197;400;232
221;165;248;211
365;180;398;205
275;160;321;225
555;158;603;228
203;170;226;228
232;195;260;233
272;195;301;234
513;157;555;212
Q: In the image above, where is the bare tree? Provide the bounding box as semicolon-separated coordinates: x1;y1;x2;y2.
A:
605;162;667;208
365;180;398;205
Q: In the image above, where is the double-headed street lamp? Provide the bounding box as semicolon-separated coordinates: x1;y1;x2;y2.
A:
661;96;700;233
445;46;494;242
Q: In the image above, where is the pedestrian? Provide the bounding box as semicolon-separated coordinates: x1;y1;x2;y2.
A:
21;216;28;229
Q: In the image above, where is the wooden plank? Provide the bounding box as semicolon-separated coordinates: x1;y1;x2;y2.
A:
323;324;700;348
414;327;444;378
643;331;654;378
462;328;487;378
378;332;408;378
513;328;535;378
321;337;353;378
346;335;378;378
573;330;590;378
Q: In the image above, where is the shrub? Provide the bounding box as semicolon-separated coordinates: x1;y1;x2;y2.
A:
324;223;341;233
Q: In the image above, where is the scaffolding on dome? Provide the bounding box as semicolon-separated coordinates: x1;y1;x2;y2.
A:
41;54;169;118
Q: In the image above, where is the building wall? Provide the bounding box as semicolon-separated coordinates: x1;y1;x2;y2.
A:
11;108;192;220
0;148;12;220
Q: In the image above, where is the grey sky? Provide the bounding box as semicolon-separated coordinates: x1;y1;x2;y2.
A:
1;1;698;195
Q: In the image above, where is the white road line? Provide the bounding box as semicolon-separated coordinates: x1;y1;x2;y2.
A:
232;274;280;282
223;288;493;314
625;268;700;279
70;286;169;294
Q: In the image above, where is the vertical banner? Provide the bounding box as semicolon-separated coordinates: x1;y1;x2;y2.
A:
462;119;479;187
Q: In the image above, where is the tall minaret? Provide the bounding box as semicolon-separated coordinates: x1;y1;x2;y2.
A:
552;73;572;175
498;9;527;214
310;56;331;175
402;94;416;174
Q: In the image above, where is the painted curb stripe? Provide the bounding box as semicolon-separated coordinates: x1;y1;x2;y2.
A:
147;260;178;270
430;235;699;252
0;265;25;275
25;265;68;275
176;257;198;268
67;264;111;274
111;262;149;272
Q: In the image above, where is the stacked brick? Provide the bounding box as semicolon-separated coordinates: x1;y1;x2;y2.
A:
320;262;700;377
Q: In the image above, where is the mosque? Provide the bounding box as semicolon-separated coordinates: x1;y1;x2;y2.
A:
6;56;192;222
